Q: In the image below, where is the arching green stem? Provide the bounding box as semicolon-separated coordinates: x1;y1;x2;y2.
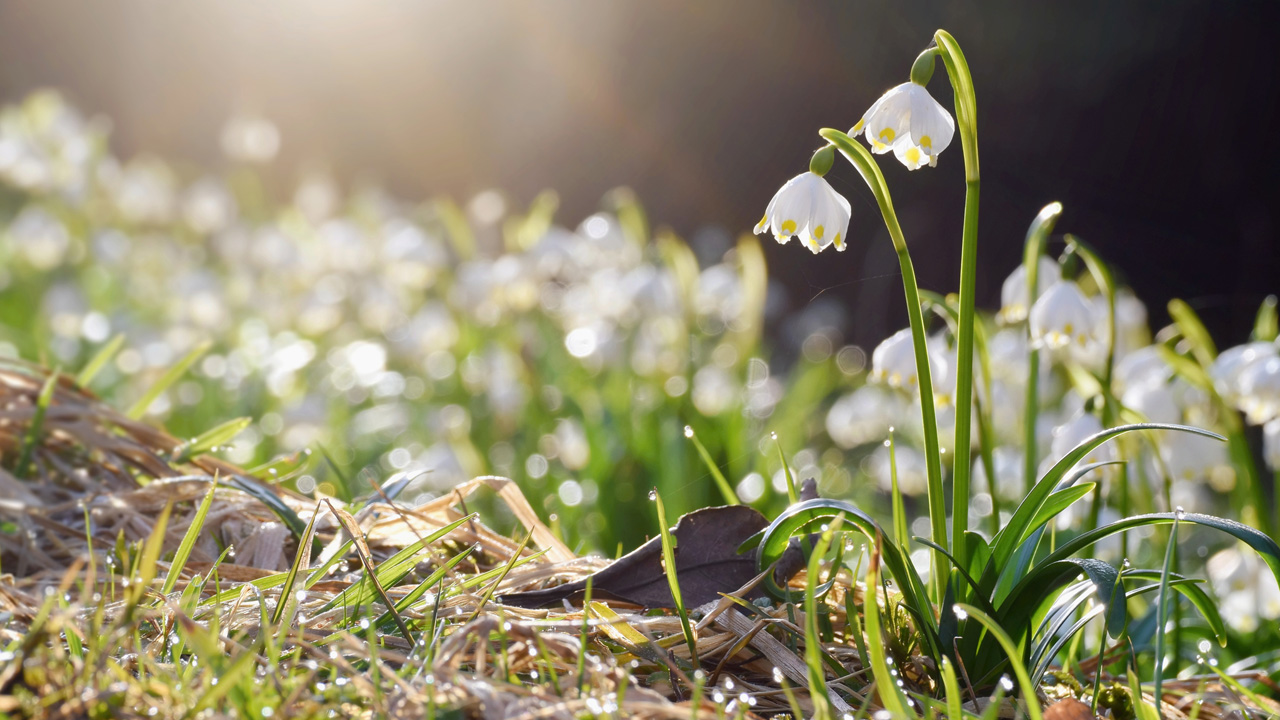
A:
819;127;948;603
934;30;981;569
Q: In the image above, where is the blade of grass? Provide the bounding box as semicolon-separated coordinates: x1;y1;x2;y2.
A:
170;417;252;464
14;371;58;479
863;537;913;718
954;603;1044;720
465;528;533;624
653;489;698;666
684;425;737;505
326;500;414;644
270;502;322;625
803;517;842;720
126;340;210;419
1152;516;1180;720
75;334;124;388
160;483;217;596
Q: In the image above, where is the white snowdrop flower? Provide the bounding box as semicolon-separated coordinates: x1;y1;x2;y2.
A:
1238;355;1280;425
825;385;907;449
1029;281;1100;362
854;82;955;169
1209;341;1277;404
1114;346;1172;392
971;446;1025;503
1263;419;1280;471
998;257;1062;324
754;172;851;253
1045;411;1115;481
870;328;945;392
1121;381;1180;424
1207;547;1280;632
1112;290;1150;354
1160;432;1228;483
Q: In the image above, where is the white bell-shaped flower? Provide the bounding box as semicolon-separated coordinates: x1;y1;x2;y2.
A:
854;81;955;170
870;328;945;392
1238;355;1280;425
754;171;851;254
1210;341;1278;407
998;257;1061;323
1114;346;1172;392
1264;418;1280;471
1121;381;1180;424
1029;281;1101;364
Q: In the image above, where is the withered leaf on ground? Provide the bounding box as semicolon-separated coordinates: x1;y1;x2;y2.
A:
500;504;772;609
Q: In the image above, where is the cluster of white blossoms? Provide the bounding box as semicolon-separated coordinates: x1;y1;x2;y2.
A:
755;76;955;253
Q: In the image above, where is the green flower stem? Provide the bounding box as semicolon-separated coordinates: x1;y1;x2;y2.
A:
934;30;980;569
819;127;948;603
1021;203;1063;495
1066;235;1121;549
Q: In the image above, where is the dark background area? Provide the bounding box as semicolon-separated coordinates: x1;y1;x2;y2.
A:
0;1;1276;349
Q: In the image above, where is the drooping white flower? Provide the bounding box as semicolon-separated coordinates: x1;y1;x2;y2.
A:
1043;410;1116;484
1264;418;1280;471
754;172;851;254
998;257;1062;324
1122;381;1180;424
1238;355;1280;425
1114;346;1172;392
869;328;945;391
854;82;955;170
1209;341;1277;404
1029;281;1101;364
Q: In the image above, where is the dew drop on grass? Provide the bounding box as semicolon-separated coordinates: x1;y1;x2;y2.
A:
999;675;1014;692
1175;506;1187;519
712;691;725;703
724;678;734;690
952;604;968;621
358;618;370;630
770;432;778;440
683;425;694;438
771;667;784;683
648;489;657;501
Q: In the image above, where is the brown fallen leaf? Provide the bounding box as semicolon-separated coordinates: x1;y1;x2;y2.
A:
499;504;772;609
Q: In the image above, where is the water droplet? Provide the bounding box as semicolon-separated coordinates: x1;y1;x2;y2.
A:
648;489;657;501
771;667;784;683
358;618;370;630
769;432;778;440
725;678;735;690
999;676;1014;692
712;691;725;704
952;604;968;621
883;440;891;447
1175;506;1187;520
683;425;694;438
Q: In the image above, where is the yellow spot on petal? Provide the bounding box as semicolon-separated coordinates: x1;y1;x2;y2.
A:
878;128;896;143
833;232;844;250
1063;322;1074;335
757;213;767;227
904;147;921;165
852;118;865;133
813;225;825;240
781;220;797;235
920;135;932;150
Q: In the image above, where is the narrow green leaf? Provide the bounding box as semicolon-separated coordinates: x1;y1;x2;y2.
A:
75;334;125;388
126;340;211;419
14;372;58;479
161;484;216;596
171;417;252;464
955;603;1044;720
654;490;698;666
684;425;737;505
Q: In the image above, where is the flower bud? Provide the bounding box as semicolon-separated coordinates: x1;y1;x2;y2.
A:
809;145;836;177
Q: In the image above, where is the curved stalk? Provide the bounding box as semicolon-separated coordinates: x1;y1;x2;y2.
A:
1020;203;1063;497
934;30;981;569
819;127;948;602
